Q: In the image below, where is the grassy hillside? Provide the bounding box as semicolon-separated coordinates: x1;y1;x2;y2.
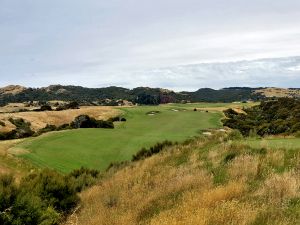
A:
0;106;120;132
13;105;222;173
66;132;300;225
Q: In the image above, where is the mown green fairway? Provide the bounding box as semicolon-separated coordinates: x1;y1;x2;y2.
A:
15;105;222;173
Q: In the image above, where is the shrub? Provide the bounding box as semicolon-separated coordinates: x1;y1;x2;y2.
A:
70;115;114;129
294;131;300;138
0;167;99;225
4;118;35;139
0;121;5;127
40;105;52;111
56;101;79;111
68;167;101;192
36;124;57;136
21;170;79;213
223;98;300;136
56;123;71;131
132;140;173;161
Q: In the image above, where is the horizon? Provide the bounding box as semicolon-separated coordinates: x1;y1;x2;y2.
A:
0;1;300;90
0;83;298;93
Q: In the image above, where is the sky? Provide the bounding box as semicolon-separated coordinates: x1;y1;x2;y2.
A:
0;0;300;91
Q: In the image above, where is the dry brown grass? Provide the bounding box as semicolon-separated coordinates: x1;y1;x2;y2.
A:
65;134;300;225
149;181;256;225
0;139;30;178
258;171;300;204
0;106;121;131
228;155;260;181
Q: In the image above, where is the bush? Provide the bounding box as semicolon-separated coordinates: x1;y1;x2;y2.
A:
3;118;35;139
40;105;52;111
68;167;101;192
223;98;300;136
56;101;79;111
0;121;5;127
36;124;57;136
70;115;114;129
294;131;300;138
21;170;79;213
132;141;173;161
0;167;100;225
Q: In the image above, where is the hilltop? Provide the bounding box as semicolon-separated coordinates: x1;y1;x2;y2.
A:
1;85;299;107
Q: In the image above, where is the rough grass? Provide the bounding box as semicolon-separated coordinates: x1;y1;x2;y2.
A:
13;105;222;173
0;139;34;179
0;106;120;131
242;137;300;150
65;132;300;225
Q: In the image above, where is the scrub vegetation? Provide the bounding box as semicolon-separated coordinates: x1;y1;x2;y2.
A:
66;131;300;225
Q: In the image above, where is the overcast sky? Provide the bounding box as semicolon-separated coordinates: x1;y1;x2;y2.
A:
0;0;300;91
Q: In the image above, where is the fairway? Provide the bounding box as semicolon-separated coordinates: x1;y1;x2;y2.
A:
13;105;222;173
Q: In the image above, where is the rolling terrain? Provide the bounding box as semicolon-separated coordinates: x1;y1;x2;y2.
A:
0;85;267;106
0;106;120;132
65;132;300;225
0;101;299;225
11;104;223;172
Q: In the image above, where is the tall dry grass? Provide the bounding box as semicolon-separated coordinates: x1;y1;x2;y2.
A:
65;133;300;225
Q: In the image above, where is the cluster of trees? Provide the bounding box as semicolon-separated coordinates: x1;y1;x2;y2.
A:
0;85;265;106
33;101;80;112
70;115;114;129
0;115;116;140
0;168;100;225
182;87;264;103
223;98;300;136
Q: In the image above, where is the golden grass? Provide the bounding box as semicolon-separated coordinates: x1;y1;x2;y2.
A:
228;155;260;181
258;171;300;204
148;181;256;225
0;106;121;131
65;134;300;225
0;139;31;178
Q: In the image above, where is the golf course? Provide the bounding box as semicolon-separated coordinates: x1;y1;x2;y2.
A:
13;104;223;173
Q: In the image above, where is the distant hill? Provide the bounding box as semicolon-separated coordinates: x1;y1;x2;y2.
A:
254;87;300;98
0;85;298;106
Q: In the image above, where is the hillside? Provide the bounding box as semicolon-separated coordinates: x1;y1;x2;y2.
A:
255;88;300;98
0;85;267;106
0;106;120;133
65;132;300;225
223;98;300;136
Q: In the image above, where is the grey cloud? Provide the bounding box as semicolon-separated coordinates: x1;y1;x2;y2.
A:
0;0;299;89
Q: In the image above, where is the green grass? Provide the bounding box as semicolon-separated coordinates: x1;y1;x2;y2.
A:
241;138;300;150
15;105;223;173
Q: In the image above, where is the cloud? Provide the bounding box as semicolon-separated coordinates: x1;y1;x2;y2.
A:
0;0;299;89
